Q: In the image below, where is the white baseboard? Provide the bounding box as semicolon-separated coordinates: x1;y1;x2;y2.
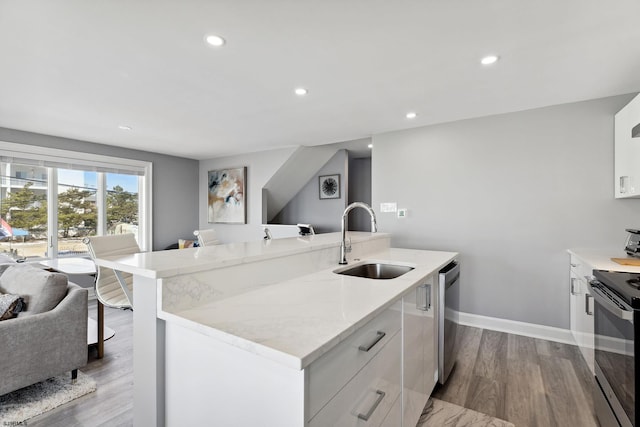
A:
457;311;576;345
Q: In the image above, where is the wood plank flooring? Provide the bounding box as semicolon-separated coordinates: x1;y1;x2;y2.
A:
432;325;599;427
26;308;598;427
28;300;134;427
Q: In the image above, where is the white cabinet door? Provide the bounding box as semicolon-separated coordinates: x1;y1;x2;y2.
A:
569;256;594;373
576;276;595;372
569;270;580;343
423;275;438;394
615;94;640;198
402;274;437;427
402;285;426;427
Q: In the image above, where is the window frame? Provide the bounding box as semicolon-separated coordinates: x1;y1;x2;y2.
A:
0;141;153;255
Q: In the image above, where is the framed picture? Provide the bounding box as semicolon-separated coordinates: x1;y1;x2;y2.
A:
319;174;341;199
208;167;247;224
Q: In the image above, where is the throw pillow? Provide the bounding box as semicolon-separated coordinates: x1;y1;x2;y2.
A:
178;239;195;249
0;264;68;314
0;293;24;321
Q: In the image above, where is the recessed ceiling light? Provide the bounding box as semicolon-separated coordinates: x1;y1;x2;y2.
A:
368;144;373;149
118;125;132;131
294;87;308;96
406;112;417;119
205;35;226;47
481;55;499;65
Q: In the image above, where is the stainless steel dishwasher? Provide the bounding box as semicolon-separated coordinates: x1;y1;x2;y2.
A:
438;260;460;385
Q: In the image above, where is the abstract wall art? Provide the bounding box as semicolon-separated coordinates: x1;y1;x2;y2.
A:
208;167;247;223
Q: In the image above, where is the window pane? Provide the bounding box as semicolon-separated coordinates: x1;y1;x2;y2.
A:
57;169;97;256
106;173;139;241
0;162;48;259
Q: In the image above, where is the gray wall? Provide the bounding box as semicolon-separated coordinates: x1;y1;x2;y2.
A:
372;94;640;329
348;156;372;231
273;149;348;233
0;127;199;251
199;147;297;243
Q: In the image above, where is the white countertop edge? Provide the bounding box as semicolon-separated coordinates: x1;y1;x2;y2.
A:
158;310;304;369
159;248;458;370
94;232;390;279
158;281;410;371
567;247;640;273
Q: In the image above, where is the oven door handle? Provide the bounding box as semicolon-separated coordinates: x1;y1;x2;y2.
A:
588;280;634;322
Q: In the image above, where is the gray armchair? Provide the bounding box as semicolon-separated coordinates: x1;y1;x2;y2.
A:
0;265;88;396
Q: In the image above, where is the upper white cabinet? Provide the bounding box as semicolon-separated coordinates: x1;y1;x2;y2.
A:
615;93;640;198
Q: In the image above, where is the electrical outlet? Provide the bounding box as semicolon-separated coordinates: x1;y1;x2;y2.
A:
397;209;407;218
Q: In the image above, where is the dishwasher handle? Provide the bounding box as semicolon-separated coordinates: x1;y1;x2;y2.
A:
439;261;460;290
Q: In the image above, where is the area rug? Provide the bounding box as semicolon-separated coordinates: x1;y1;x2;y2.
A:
418;398;515;427
0;372;96;423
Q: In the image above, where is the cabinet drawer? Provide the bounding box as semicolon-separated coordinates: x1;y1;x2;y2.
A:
309;331;402;427
308;302;401;419
380;392;402;427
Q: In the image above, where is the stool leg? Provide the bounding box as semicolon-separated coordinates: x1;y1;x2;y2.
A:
97;301;105;359
72;369;78;383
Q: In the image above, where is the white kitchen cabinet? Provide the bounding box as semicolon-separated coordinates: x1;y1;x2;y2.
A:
164;281;442;427
402;273;438;427
569;254;594;373
615;93;640;198
165;300;404;427
308;303;402;423
309;332;402;427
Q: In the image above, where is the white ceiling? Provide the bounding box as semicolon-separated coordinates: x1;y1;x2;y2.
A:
1;1;640;160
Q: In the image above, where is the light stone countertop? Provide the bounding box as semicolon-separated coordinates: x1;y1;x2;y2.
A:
93;231;389;279
568;248;640;273
159;247;458;370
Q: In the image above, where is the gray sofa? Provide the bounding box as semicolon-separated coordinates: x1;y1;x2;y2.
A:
0;263;88;396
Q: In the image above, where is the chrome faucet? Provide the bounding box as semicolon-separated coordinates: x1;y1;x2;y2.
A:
339;202;377;265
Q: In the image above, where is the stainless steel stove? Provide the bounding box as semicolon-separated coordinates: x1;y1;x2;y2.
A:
590;270;640;427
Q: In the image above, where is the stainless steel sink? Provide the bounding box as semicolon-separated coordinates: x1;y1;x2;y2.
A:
335;262;414;280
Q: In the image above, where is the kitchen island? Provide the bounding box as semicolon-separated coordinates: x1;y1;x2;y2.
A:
93;232;457;426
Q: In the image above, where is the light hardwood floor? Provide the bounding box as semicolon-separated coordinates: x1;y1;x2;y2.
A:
432;325;599;427
29;307;598;426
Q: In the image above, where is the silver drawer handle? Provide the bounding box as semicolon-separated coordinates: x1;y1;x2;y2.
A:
416;284;432;311
357;389;386;421
585;293;594;316
358;331;386;352
570;277;577;295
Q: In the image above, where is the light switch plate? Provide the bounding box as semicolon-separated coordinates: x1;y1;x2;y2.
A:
380;202;397;213
397;209;407;218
